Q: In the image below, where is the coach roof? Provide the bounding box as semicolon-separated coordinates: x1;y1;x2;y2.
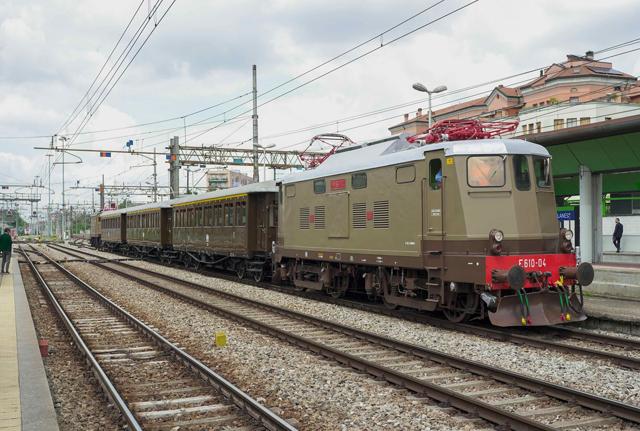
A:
281;136;550;184
169;180;278;207
100;200;171;218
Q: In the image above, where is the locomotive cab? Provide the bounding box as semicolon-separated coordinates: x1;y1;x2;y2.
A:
427;144;591;326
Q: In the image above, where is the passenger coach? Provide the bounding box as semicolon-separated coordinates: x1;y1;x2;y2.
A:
170;182;279;280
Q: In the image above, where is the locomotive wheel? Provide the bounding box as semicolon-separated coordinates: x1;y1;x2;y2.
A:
442;291;476;323
383;296;398;310
326;274;349;299
236;263;246;280
253;266;264;282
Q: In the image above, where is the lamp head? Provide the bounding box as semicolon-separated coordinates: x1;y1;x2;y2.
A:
412;82;428;92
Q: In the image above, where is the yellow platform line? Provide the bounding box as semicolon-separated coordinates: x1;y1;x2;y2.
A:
0;268;20;431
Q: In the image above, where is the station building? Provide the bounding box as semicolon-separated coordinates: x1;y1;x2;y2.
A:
390;52;640;264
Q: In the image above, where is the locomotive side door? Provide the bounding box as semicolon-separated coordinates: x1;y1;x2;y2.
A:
425;152;444;239
424;151;446;294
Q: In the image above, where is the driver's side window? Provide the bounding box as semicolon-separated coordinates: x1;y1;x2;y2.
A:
429;159;442;190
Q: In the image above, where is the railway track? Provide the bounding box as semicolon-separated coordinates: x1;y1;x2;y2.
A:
45;243;640;430
21;245;296;431
50;242;640;371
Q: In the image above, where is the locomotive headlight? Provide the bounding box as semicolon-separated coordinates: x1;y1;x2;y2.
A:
564;230;574;241
493;230;504;242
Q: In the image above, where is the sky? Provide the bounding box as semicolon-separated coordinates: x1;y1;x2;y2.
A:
1;0;639;215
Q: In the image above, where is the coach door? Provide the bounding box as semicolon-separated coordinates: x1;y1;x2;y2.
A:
255;195;268;251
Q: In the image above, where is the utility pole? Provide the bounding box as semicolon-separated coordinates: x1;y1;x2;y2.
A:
100;174;105;211
153;147;158;202
169;136;180;198
47;146;53;237
252;64;259;182
61;137;66;240
186;167;190;194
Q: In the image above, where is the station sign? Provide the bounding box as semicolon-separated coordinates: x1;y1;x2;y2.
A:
557;209;575;221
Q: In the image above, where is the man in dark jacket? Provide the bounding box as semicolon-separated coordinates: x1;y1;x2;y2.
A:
613;218;623;253
0;228;12;273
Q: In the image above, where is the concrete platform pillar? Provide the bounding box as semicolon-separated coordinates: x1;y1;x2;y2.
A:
592;172;603;263
579;165;593;263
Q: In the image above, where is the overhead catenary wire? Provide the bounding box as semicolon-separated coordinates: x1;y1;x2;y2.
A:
56;0;146;135
64;0;177;148
182;0;482;146
61;0;166;142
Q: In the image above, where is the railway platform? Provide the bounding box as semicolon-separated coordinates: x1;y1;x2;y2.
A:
580;262;640;334
0;256;58;431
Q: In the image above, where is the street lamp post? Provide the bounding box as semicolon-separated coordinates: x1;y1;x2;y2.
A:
412;83;447;128
256;144;275;181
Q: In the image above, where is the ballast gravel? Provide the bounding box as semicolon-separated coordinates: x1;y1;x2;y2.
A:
108;253;640;408
19;261;123;430
42;247;481;431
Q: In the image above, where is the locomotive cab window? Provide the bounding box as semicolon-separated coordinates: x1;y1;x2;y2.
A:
396;164;415;184
467;156;505;187
351;172;367;189
285;184;295;198
533;156;552;188
513;155;531;191
429;159;442;190
313;179;326;194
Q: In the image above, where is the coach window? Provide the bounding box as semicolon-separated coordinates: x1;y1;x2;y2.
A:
533;156;552;188
313;179;325;194
351;172;367;189
237;202;247;226
467;156;505;187
513;155;531;191
205;206;212;226
269;202;278;227
429;159;442;190
225;203;234;226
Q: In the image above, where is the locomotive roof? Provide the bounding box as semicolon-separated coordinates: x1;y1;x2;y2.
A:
281;136;550;184
169;180;278;207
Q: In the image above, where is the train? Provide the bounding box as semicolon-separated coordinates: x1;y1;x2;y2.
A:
90;128;594;327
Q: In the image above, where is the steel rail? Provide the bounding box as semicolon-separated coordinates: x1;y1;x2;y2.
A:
25;245;297;431
48;244;640;428
52;242;640;368
21;246;143;431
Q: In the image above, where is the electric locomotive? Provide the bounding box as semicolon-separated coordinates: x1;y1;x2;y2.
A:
274;121;593;326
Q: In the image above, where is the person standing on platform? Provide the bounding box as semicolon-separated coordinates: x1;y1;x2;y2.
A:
0;227;12;273
613;218;624;253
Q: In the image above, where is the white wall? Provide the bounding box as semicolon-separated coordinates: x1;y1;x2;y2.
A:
602;215;640;253
517;101;640;136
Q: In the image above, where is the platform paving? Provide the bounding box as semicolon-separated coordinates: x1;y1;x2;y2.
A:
583;263;640;300
0;256;59;431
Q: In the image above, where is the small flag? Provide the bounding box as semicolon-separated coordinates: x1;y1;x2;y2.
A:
100;151;111;157
165;154;177;161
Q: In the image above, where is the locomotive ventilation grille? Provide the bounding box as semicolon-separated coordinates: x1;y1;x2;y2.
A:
373;200;390;228
314;206;325;229
299;207;310;229
352;202;367;229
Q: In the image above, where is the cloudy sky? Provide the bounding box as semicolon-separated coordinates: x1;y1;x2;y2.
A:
1;0;639;212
